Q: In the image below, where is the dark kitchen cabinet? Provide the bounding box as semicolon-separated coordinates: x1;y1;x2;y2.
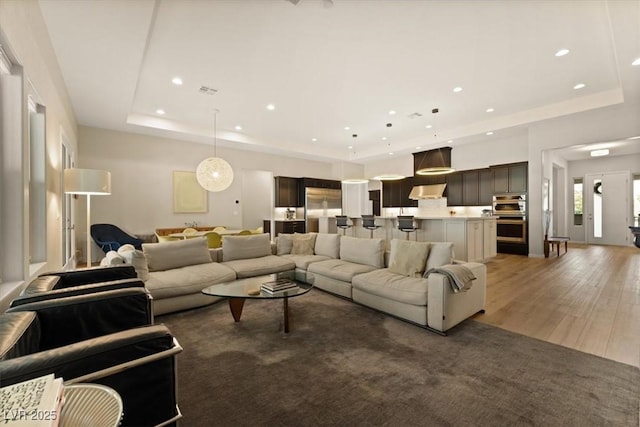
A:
300;177;341;190
382;178;415;207
478;168;493;205
369;190;381;216
492;162;528;194
275;176;301;207
445;173;463;206
462;170;479;206
265;220;306;236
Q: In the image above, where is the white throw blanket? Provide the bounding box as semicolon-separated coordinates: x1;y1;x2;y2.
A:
423;264;476;293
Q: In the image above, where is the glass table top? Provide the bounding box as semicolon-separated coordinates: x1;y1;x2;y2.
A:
202;270;314;299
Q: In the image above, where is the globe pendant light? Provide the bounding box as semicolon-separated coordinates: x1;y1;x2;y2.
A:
196;109;234;192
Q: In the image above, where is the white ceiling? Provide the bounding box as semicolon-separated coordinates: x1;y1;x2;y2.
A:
39;0;640;163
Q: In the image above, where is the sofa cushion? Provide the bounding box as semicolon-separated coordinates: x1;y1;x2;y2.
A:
352;269;429;306
142;238;211;272
426;242;454;270
145;262;236;300
308;259;378;283
291;233;316;255
222;255;295;279
388;239;430;278
280;254;331;270
314;233;340;259
223;233;271;261
339;236;385;268
276;234;294;255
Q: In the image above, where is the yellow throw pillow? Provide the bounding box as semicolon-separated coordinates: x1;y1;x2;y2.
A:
389;239;430;277
291;233;315;255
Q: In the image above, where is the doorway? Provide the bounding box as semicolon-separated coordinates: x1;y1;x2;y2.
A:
61;135;75;269
584;171;631;246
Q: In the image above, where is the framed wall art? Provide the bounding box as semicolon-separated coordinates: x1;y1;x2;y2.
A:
173;170;208;213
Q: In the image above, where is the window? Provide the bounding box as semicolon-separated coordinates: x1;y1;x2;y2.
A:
28;95;47;266
573;178;583;226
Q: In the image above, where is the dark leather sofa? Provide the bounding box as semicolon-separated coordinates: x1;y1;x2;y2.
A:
0;270;183;426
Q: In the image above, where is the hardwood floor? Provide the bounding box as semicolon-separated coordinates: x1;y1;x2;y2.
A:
474;243;640;368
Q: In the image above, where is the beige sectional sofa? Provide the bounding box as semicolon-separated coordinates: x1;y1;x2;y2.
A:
103;232;486;334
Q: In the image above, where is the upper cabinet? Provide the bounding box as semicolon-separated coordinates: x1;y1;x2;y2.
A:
382;177;416;207
491;162;528;194
274;176;302;207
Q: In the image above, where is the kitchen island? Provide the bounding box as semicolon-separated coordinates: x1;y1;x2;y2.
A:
345;215;497;263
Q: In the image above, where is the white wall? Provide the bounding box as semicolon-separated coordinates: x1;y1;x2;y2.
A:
79;126;340;235
0;0;79;307
452;133;529;170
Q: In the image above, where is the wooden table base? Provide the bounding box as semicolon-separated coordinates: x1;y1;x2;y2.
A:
227;297;292;333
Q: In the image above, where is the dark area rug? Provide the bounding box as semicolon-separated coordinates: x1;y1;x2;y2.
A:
158;290;639;426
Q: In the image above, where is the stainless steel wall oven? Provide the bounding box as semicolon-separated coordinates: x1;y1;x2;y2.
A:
493;194;528;254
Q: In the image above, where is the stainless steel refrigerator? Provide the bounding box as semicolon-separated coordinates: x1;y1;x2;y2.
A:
304;187;342;232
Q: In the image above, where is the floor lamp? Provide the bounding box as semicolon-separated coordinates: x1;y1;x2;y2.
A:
64;168;111;267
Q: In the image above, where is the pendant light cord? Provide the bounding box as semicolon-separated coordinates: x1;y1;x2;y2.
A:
213;110;218;158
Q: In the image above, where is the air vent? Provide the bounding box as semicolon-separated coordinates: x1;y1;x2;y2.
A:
199;86;218;95
407;112;423;119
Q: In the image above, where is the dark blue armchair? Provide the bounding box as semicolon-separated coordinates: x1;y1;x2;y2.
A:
91;223;143;252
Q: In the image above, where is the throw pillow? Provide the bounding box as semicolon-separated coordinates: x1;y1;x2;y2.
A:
388;239;430;277
426;242;455;270
276;234;294;255
222;233;271;261
291;233;315;255
142;237;211;272
104;250;125;266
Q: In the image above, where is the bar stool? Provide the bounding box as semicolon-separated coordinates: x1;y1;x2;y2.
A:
397;215;418;240
361;215;381;238
336;215;351;235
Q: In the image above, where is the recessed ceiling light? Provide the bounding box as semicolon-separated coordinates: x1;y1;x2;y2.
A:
573;83;586;90
171;77;183;85
344;126;350;131
447;140;453;144
590;149;609;157
388;152;394;155
453;87;463;93
266;104;276;111
425;125;432;129
632;57;640;66
381;137;388;141
486;108;494;113
388;110;396;115
415;146;421;150
235;125;243;131
555;48;570;57
348;145;353;149
156;109;165;115
486;131;494;136
311;138;317;142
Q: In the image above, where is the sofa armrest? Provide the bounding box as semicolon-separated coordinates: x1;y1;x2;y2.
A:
6;288;153;350
0;312;41;360
39;265;137;288
427;262;486;333
11;279;146;308
0;325;182;427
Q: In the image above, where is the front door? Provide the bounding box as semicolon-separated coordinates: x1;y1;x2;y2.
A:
584;171;631;246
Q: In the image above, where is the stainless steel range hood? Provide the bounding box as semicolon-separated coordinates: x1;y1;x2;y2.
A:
408;184;447;200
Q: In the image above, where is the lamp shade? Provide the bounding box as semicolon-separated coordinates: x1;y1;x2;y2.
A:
196;157;234;192
64;168;111;195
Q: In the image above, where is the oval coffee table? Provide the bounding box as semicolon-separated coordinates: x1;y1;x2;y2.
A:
202;270;314;333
